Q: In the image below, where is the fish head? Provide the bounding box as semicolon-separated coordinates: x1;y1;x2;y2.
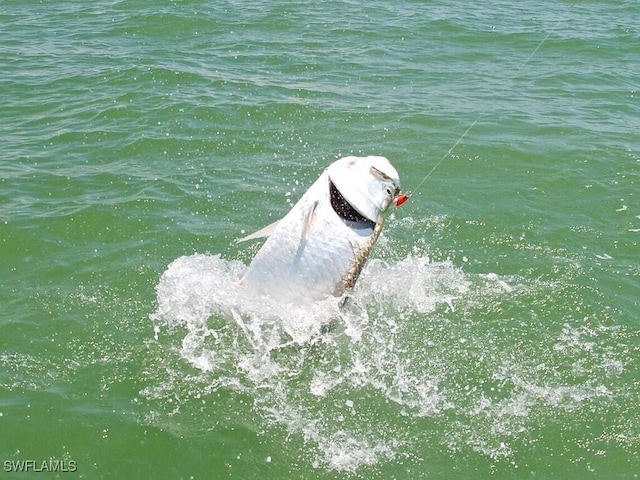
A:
328;156;404;223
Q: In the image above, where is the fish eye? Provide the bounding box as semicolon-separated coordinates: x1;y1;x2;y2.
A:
385;187;392;195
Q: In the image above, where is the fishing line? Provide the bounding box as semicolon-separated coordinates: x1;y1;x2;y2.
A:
407;4;576;198
410;116;482;196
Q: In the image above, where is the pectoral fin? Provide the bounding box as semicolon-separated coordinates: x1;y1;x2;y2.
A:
301;200;319;243
294;200;319;259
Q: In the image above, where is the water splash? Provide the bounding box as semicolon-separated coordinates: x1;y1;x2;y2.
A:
146;246;636;473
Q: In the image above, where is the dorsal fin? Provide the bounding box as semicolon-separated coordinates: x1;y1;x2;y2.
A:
235;219;281;243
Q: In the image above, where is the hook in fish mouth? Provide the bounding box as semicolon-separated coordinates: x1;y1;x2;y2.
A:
328;179;376;230
394;192;409;206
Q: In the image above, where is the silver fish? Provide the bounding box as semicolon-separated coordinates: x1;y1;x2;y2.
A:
238;156;407;304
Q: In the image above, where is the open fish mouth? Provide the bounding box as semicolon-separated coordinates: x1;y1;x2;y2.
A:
328;179;376;230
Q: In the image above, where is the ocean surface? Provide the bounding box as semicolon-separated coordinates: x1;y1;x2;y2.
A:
1;1;639;478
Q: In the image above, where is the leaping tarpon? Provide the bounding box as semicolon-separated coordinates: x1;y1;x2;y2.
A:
238;155;408;304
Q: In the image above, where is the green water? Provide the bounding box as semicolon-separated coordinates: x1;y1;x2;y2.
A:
1;1;639;478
